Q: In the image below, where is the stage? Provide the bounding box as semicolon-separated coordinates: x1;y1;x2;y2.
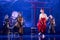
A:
0;0;60;40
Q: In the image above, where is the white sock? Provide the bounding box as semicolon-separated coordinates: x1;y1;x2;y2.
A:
38;32;41;35
42;34;45;39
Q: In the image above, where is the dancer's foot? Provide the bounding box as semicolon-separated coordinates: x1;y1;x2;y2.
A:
38;32;41;36
42;34;45;39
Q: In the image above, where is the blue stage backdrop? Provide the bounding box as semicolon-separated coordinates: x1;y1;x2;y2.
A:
0;0;60;33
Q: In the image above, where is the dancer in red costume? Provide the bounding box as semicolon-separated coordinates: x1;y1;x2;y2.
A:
37;8;48;38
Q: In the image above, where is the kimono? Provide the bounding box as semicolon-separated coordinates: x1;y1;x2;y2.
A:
37;13;48;33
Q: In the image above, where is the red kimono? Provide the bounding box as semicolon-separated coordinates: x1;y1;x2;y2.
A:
37;18;46;33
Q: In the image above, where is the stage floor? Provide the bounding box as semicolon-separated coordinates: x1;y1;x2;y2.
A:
0;27;60;40
0;34;60;40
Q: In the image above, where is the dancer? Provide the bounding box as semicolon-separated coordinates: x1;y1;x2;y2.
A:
37;8;48;39
14;12;24;35
3;14;10;34
48;15;56;33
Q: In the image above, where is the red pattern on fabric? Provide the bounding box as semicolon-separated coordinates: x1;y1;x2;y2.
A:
37;18;46;33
